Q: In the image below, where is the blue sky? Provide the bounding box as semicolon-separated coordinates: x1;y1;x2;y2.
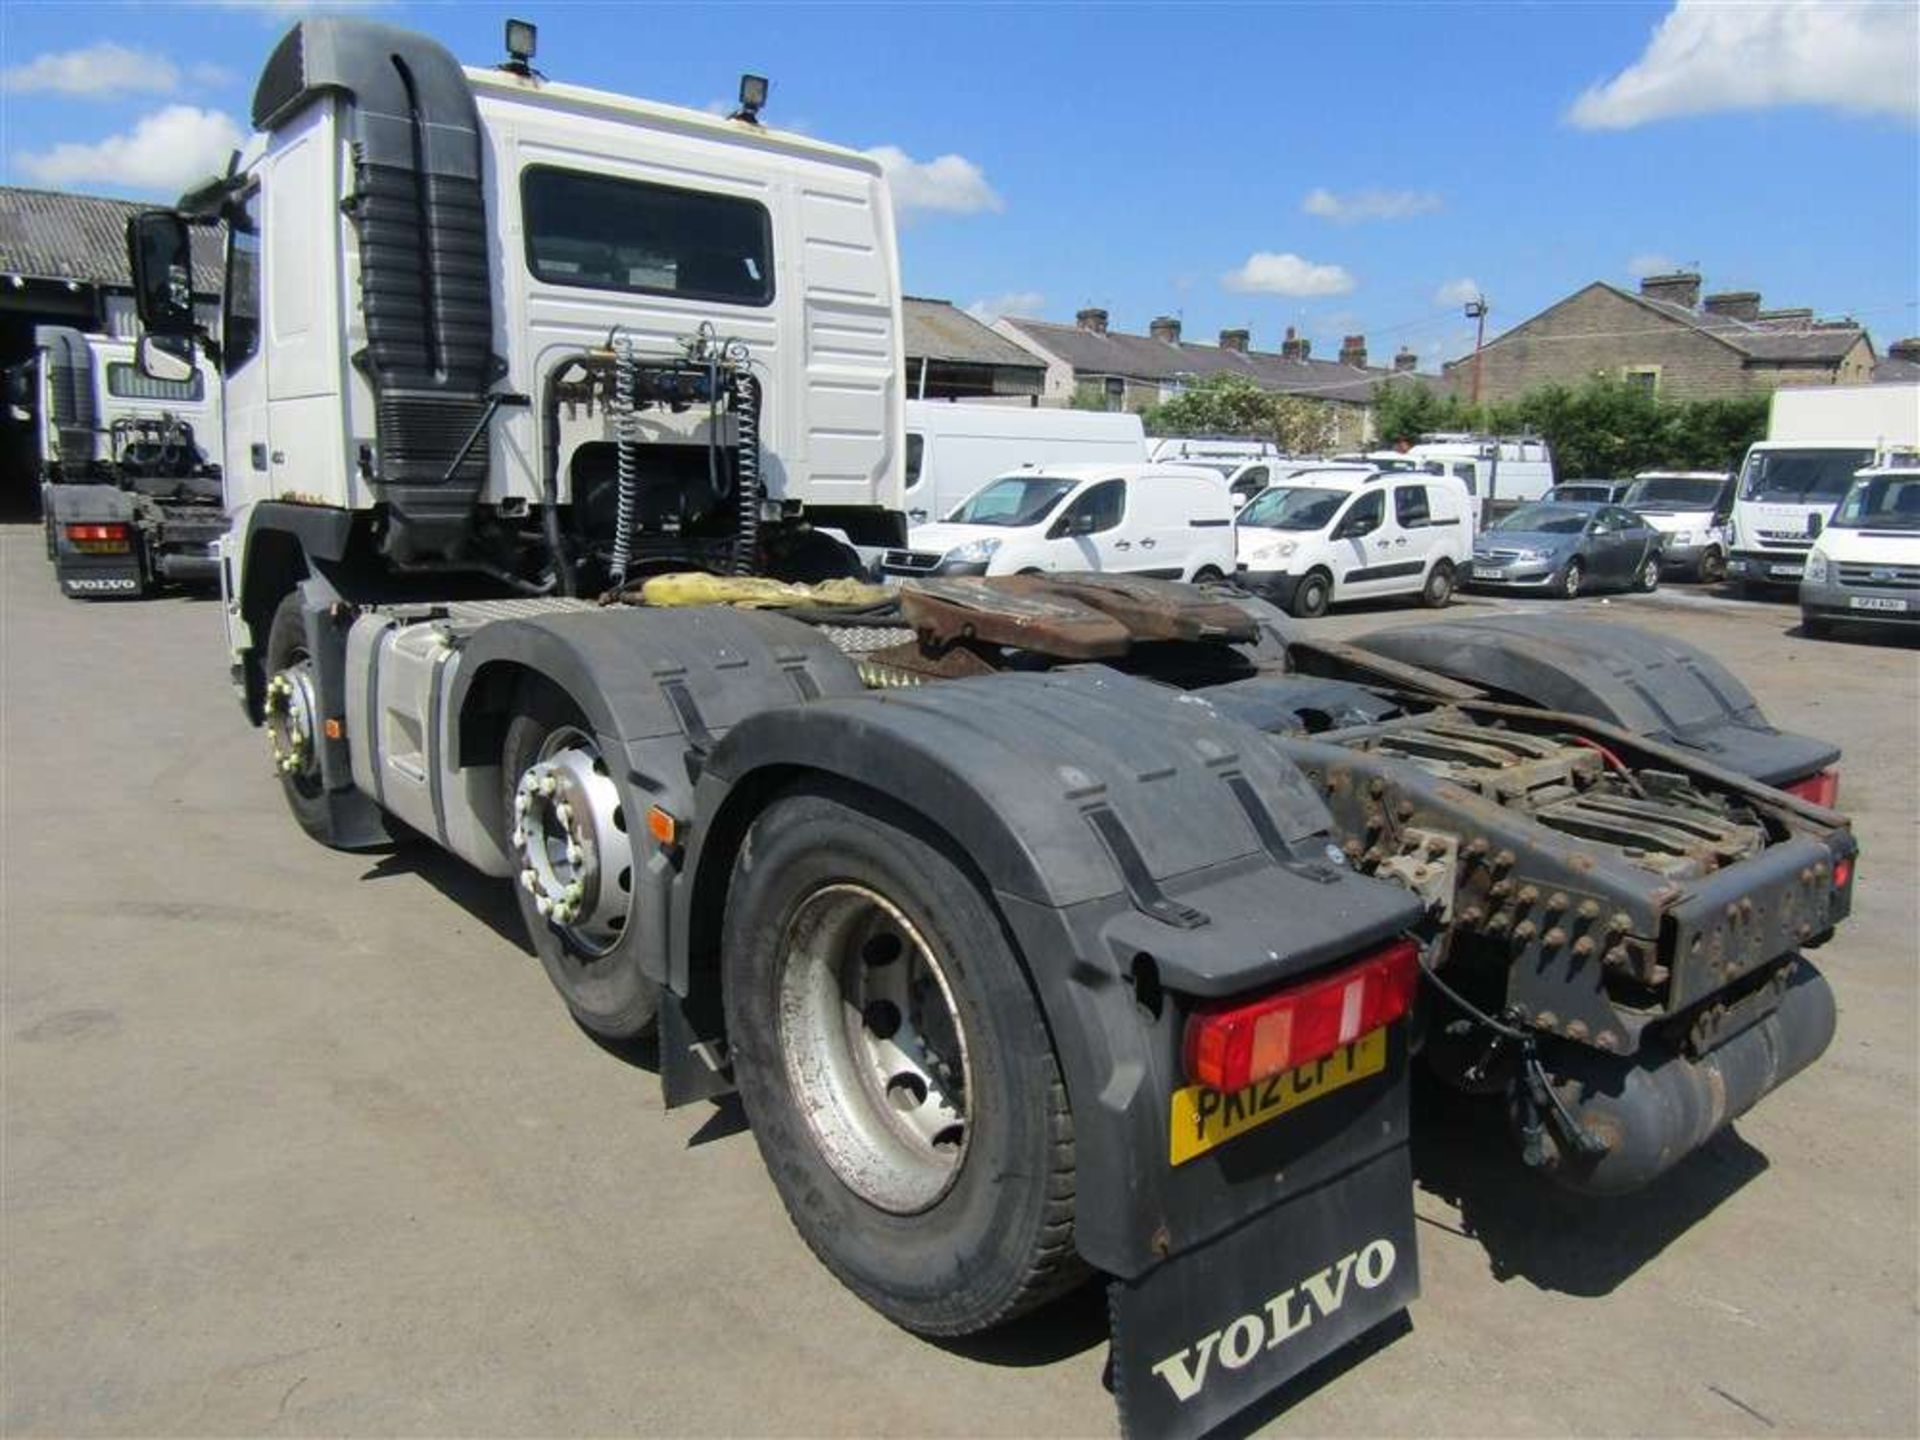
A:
2;1;1915;368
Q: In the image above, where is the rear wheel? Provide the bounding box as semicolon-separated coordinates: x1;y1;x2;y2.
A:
501;682;659;1040
723;784;1084;1336
1191;565;1225;585
262;591;333;843
1558;558;1585;599
1420;560;1455;609
1289;568;1332;618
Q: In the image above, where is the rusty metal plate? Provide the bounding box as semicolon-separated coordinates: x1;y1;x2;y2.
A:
898;578;1132;659
995;572;1259;645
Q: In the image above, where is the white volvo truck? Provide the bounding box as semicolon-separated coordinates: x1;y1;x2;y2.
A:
126;20;1858;1437
34;325;225;596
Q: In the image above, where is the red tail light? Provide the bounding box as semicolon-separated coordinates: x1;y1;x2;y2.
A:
1784;769;1840;809
1832;857;1853;891
64;522;131;554
1183;939;1420;1093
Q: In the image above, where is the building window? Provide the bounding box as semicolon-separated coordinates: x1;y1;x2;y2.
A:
106;362;203;402
1622;365;1660;396
522;167;774;306
1104;376;1125;412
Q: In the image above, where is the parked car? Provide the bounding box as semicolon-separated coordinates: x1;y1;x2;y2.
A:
881;463;1235;580
903;401;1146;526
1621;470;1735;581
1234;469;1472;617
1799;465;1920;638
1545;479;1631;504
1466;501;1663;598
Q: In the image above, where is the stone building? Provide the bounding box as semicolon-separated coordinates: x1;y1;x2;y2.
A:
992;308;1421;448
1445;272;1876;405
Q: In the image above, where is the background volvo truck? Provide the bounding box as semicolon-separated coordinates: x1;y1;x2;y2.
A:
1729;383;1919;592
125;18;1856;1437
34;325;225;597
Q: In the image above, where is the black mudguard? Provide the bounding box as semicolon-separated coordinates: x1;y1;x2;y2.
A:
696;666;1426;1281
45;483;144;598
1351;614;1838;786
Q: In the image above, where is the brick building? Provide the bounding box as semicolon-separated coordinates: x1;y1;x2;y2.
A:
1445;272;1876;405
993;308;1423;448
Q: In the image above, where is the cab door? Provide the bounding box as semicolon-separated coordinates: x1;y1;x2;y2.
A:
1045;478;1129;571
1330;488;1394;596
218;185;269;513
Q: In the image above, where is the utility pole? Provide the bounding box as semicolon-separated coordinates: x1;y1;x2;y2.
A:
1464;296;1489;409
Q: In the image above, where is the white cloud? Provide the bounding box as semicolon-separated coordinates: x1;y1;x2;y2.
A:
1222;252;1356;298
1570;0;1919;129
1302;187;1442;223
865;145;1002;221
1433;277;1482;307
18;106;246;194
1;43;183;97
965;291;1044;323
1627;253;1680;279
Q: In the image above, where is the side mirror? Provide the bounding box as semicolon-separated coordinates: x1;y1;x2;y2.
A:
126;212;196;336
136;333;195;384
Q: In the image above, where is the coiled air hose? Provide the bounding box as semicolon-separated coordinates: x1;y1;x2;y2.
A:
731;370;762;575
609;332;639;586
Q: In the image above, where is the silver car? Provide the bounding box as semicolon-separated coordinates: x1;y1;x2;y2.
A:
1467;502;1664;598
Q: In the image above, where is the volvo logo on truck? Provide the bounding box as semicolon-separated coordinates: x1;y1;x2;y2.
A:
1151;1238;1399;1403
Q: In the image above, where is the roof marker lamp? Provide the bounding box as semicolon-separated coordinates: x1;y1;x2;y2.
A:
503;19;537;75
732;74;769;124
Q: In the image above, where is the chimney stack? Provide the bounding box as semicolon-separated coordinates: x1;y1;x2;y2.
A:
1339;334;1368;368
1149;315;1182;344
1759;307;1813;328
1075;307;1109;335
1393;346;1418;373
1889;337;1920;362
1218;328;1250;353
1639;271;1702;309
1280;326;1308;361
1703;291;1761;322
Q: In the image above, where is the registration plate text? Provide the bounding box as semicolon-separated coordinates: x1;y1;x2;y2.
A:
1168;1028;1388;1166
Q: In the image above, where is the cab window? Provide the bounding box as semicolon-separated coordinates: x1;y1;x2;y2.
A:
522;167;774;306
1393;484;1431;528
1337;488;1384;536
223;187;262;371
905;433;925;490
1451;462;1477;494
1060;478;1125;535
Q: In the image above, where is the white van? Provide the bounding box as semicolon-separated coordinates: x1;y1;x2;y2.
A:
1145;436;1283;466
1620;470;1735;582
1799;465;1920;637
904;401;1146;525
881;463;1235;581
1404;435;1555;524
1234;468;1472;617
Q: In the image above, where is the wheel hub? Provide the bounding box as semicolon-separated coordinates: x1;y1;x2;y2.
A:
778;883;972;1214
263;665;320;782
509;731;633;954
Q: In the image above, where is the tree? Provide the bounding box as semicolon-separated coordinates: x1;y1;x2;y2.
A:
1141;374;1338;453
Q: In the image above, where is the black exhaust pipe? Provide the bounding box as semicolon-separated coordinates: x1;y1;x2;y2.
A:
1531;959;1835;1195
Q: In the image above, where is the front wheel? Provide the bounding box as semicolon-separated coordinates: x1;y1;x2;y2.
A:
263;590;334;843
723;783;1085;1336
1558;558;1585;599
1191;565;1225;585
1288;568;1333;618
1420;560;1455;609
501;682;660;1040
1697;547;1727;584
1636;555;1661;593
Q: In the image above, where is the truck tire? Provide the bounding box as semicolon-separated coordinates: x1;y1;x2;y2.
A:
722;783;1085;1336
1698;547;1726;584
1289;568;1332;618
501;681;660;1041
263;591;335;843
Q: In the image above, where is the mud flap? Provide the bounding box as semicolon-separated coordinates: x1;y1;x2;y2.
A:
1108;1145;1419;1440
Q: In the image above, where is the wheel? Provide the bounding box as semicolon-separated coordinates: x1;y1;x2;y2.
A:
1191;565;1225;584
1420;560;1455;609
1697;548;1726;584
1288;568;1332;618
1635;555;1660;593
722;783;1084;1336
1558;558;1585;599
262;591;334;843
769;529;864;583
1801;613;1834;640
501;682;660;1040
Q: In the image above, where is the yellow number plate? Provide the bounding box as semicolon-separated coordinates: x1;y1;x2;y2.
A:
1168;1027;1389;1166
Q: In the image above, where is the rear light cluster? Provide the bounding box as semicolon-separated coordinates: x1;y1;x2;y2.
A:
64;522;131;555
1183;939;1420;1093
1784;768;1840;809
